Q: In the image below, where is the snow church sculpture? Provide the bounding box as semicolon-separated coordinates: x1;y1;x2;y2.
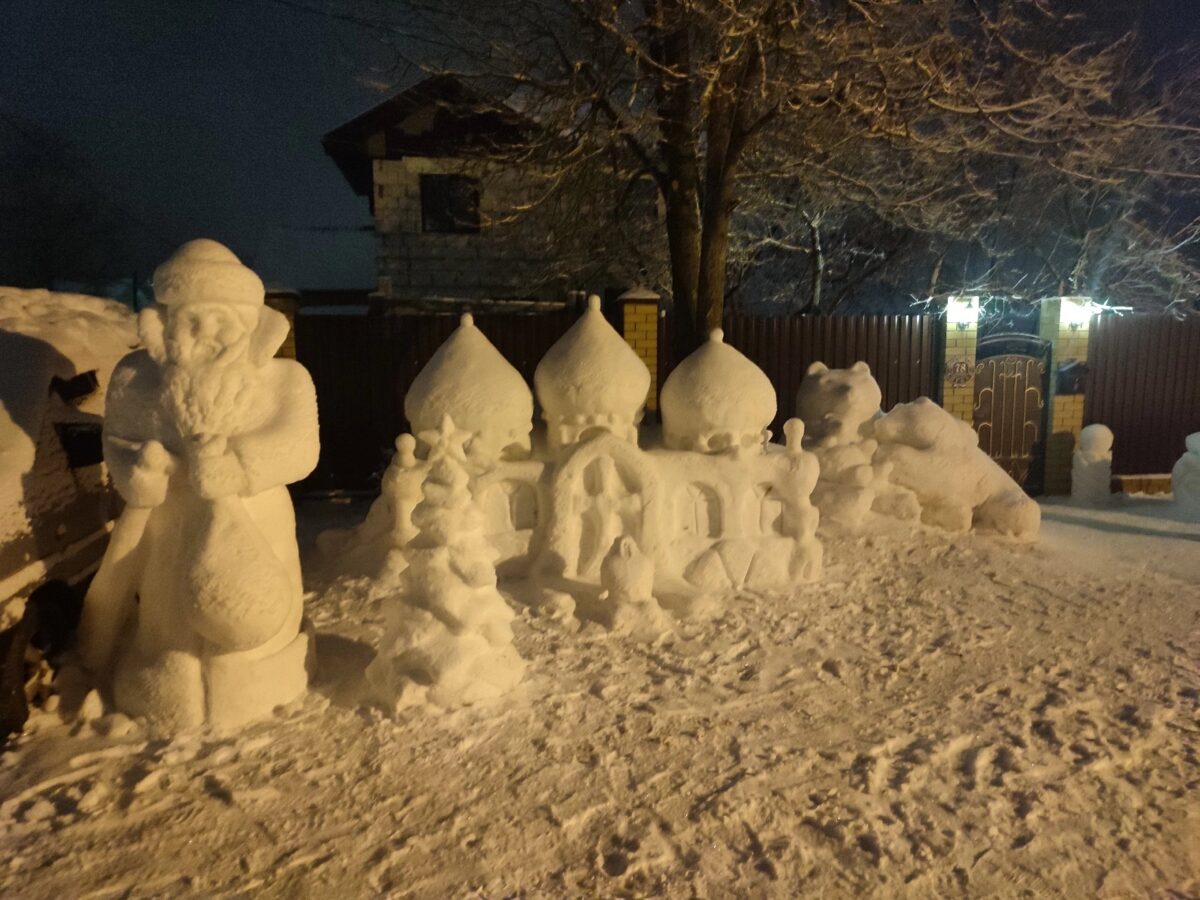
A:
76;239;320;732
534;295;650;449
1172;433;1200;520
1071;424;1114;505
341;301;823;630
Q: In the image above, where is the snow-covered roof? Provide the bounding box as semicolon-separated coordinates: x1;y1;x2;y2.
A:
251;225;375;293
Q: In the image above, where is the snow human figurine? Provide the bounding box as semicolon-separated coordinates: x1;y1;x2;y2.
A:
1071;424;1114;505
75;239;320;733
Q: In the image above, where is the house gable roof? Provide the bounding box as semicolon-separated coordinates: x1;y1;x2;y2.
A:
322;75;528;196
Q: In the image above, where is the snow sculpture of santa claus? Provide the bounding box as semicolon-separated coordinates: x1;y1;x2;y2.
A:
76;239;320;732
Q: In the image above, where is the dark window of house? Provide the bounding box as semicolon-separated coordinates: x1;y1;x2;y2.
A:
420;174;481;233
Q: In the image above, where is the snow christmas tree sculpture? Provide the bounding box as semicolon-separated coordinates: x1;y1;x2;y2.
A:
367;415;525;710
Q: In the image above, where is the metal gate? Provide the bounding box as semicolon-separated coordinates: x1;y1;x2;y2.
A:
973;333;1051;494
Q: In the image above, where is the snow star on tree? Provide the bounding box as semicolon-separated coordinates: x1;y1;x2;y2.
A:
367;415;526;710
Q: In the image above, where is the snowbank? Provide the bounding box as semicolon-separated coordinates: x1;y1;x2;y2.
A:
1;289;138;611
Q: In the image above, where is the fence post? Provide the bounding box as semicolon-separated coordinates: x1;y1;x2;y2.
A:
1039;297;1093;495
940;297;979;426
619;287;662;412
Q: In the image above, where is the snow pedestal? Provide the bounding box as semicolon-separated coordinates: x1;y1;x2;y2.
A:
75;240;320;733
873;398;1040;540
366;416;525;710
1071;424;1114;505
1172;433;1200;520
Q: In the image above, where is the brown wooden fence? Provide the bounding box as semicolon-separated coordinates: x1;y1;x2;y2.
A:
298;308;942;488
660;313;942;440
1085;314;1200;475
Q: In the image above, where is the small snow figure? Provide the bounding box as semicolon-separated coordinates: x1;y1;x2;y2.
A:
1172;433;1200;520
75;239;319;732
598;536;672;640
366;415;525;710
1071;424;1114;505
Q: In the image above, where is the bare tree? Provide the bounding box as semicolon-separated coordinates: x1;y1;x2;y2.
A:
338;0;1199;343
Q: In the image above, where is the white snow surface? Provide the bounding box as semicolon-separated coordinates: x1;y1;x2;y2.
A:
2;497;1197;897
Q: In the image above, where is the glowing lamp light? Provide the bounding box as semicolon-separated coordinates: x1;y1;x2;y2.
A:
946;295;979;330
1058;295;1098;330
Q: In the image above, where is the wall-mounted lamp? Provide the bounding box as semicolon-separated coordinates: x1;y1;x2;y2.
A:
1059;295;1097;330
946;295;979;330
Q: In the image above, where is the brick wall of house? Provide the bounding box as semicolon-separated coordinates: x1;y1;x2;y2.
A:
371;158;550;302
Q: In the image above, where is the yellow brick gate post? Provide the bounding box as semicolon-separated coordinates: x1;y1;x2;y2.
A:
941;296;980;425
619;286;661;412
1039;297;1093;495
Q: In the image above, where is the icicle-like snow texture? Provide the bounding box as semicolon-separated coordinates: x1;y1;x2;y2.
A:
367;416;525;710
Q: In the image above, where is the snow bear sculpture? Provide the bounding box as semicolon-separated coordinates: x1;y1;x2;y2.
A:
1172;433;1200;520
795;362;917;527
796;361;881;446
1071;424;1114;505
873;398;1040;539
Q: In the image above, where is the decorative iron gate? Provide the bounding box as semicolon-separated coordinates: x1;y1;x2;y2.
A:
972;334;1051;494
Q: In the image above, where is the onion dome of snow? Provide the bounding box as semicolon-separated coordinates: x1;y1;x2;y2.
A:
153;238;265;307
405;313;533;460
534;295;650;449
660;329;776;453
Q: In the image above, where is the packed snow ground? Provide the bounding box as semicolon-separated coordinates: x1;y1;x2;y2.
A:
1;498;1197;898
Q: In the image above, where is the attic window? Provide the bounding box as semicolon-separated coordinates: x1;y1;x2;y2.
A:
420;174;481;234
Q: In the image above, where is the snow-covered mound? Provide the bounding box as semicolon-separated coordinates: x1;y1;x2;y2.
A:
0;289;137;478
1;289;138;611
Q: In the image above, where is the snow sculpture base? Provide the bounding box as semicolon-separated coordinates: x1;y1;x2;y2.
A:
1172;433;1200;521
873;398;1040;540
1071;424;1114;505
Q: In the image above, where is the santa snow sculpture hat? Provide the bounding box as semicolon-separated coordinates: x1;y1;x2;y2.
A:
152;238;265;307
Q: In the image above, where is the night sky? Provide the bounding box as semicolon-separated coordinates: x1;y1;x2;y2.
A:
2;0;1196;279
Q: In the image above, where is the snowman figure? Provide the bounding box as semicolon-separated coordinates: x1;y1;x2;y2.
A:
1071;424;1114;505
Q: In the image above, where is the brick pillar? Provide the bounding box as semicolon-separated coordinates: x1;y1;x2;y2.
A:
941;298;979;425
619;287;661;411
1040;297;1092;495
